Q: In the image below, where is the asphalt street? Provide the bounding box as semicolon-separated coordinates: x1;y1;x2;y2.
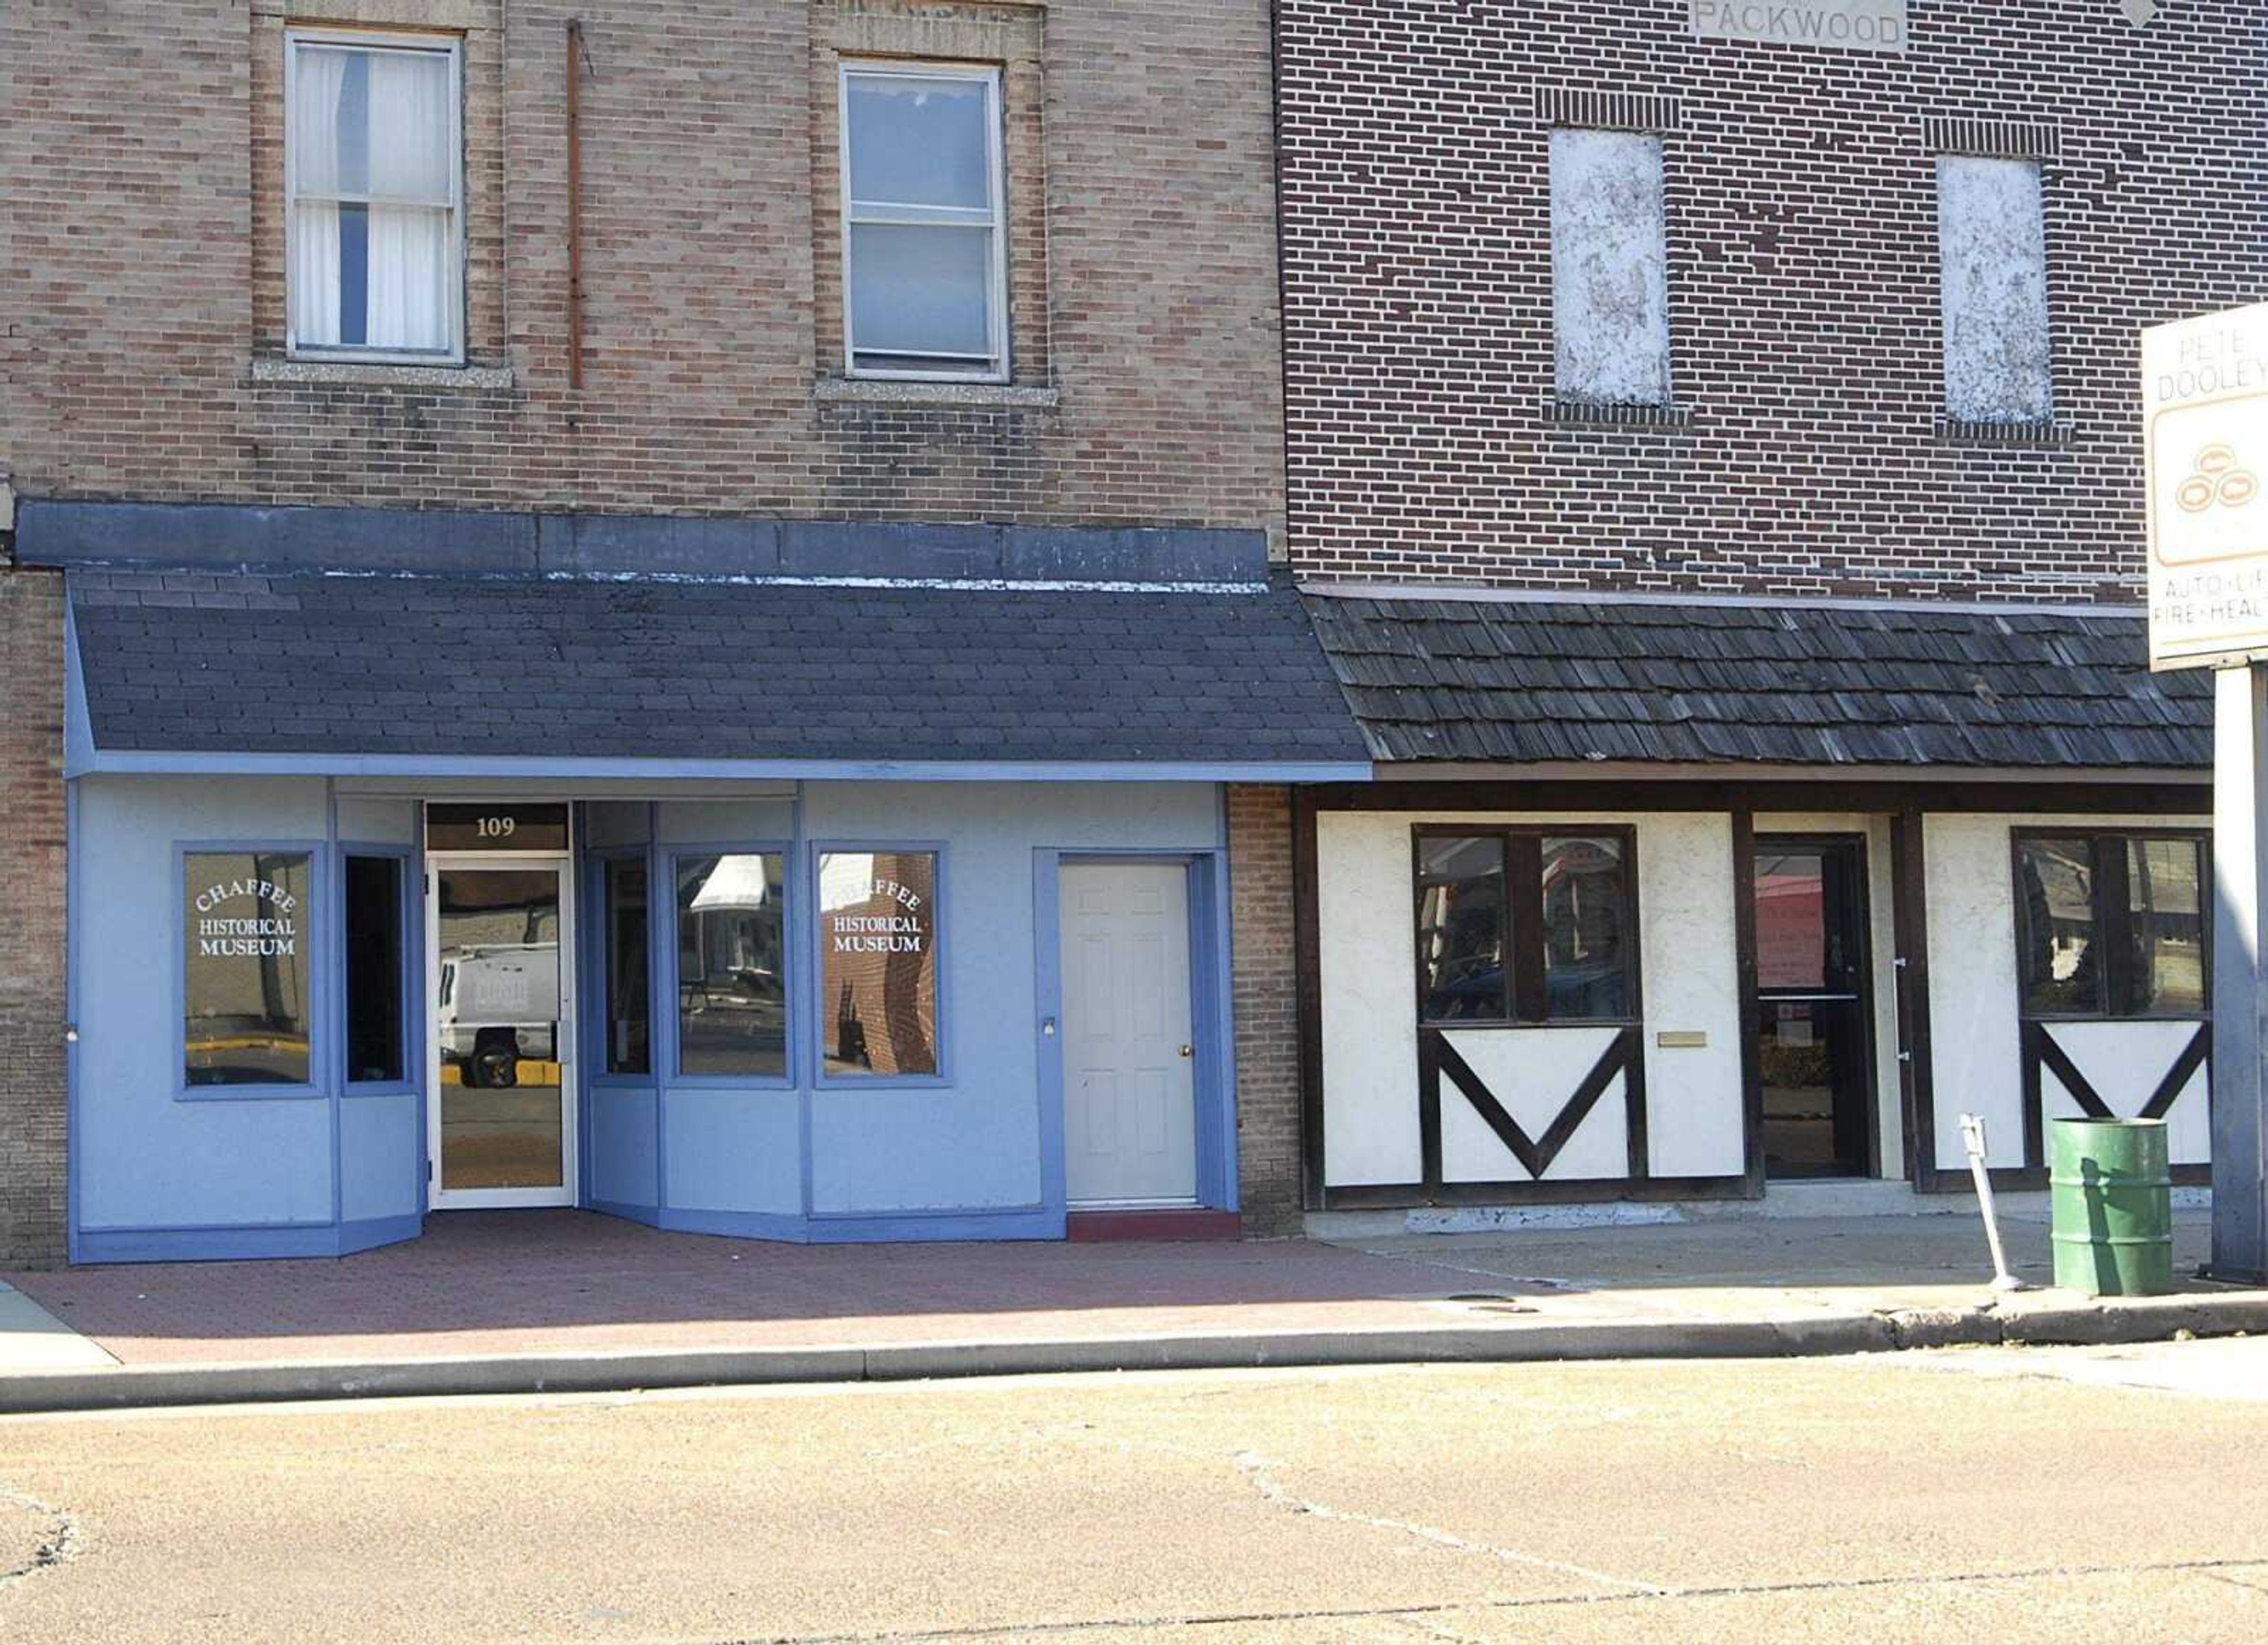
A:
1;1343;2264;1643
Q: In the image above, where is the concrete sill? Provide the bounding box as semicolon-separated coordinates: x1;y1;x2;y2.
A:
1544;398;1693;430
814;377;1061;411
250;357;517;391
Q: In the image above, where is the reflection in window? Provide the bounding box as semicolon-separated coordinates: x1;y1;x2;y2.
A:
1542;836;1629;1021
1418;836;1508;1021
676;854;787;1078
820;850;939;1078
345;855;405;1083
184;851;314;1087
2130;837;2206;1016
604;858;651;1076
2016;837;2098;1014
1753;850;1827;992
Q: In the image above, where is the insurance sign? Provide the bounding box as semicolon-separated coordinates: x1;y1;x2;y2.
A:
2145;303;2268;670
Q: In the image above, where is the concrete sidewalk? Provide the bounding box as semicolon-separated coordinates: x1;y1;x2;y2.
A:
2;1208;2263;1412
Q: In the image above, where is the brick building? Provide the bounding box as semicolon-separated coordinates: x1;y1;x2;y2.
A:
1272;1;2249;1223
0;0;1354;1265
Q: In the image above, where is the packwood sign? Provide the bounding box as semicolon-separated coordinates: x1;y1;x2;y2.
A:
1690;0;1907;51
2144;303;2268;670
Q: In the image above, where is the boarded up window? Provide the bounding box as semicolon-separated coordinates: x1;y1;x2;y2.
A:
1549;128;1670;406
1937;156;2052;423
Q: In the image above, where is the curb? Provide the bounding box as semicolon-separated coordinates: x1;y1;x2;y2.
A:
4;1294;2262;1414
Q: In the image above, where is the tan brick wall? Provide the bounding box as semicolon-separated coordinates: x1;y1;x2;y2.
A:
0;571;68;1269
0;0;1285;538
1227;784;1301;1236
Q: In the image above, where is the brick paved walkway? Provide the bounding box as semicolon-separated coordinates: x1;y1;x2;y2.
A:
5;1213;1474;1366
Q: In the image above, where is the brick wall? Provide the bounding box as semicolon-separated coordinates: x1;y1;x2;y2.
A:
1227;785;1301;1235
0;0;1285;539
0;571;67;1269
1276;0;2268;599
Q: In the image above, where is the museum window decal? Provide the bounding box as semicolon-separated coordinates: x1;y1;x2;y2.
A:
819;850;940;1079
183;850;315;1088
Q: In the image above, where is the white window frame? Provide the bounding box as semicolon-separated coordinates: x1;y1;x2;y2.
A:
838;59;1009;384
284;25;466;366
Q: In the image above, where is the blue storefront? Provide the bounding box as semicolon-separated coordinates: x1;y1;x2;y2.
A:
39;511;1365;1262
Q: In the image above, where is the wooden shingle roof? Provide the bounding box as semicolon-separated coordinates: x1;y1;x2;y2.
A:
1304;593;2210;769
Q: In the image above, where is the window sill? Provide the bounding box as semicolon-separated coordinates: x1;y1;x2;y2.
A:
814;377;1060;411
1544;398;1692;430
1935;414;2072;446
252;356;516;391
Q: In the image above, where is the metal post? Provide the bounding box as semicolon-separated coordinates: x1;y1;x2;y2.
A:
2211;662;2268;1284
1959;1114;2025;1293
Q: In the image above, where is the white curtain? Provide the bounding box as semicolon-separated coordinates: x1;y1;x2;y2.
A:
367;51;451;350
288;46;348;347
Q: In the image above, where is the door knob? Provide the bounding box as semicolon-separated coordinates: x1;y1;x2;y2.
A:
1179;1045;1193;1058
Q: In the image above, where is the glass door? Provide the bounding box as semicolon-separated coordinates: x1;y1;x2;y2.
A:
1753;837;1875;1179
429;860;575;1207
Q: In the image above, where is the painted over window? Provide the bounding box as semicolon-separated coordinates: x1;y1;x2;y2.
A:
184;850;314;1088
819;850;940;1078
1549;128;1670;407
1936;155;2052;423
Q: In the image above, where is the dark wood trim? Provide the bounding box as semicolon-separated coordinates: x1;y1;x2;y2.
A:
2143;1023;2211;1120
1622;1022;1651;1181
1311;779;2210;818
1506;833;1549;1023
1889;806;1943;1191
1317;1173;1750;1211
1732;809;1765;1192
1292;787;1327;1212
2028;1021;2116;1125
1426;1027;1637;1181
1917;1162;2214;1194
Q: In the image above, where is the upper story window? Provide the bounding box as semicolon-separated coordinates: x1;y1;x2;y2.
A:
1936;155;2052;425
286;30;463;363
1548;127;1671;409
840;63;1007;383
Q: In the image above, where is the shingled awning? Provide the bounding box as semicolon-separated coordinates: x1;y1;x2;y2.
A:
64;569;1371;779
1304;592;2210;770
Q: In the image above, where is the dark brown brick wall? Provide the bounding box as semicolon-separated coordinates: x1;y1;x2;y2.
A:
0;570;68;1269
1275;1;2268;600
0;0;1286;539
1228;785;1301;1235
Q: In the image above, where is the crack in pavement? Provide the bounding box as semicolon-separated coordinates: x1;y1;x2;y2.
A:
739;1553;2268;1643
1228;1448;1666;1599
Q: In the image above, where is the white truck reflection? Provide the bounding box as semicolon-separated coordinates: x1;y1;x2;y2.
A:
437;943;559;1089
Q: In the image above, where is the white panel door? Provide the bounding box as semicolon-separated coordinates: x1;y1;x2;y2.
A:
1060;862;1197;1206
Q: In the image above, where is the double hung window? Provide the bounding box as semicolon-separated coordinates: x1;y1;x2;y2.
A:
840;63;1007;381
286;30;462;360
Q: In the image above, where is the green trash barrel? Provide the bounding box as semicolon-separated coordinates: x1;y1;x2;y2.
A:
2049;1118;2174;1297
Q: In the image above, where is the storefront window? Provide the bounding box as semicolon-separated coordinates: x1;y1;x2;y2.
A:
604;857;651;1076
676;853;787;1078
1416;827;1638;1026
2016;832;2207;1019
819;850;939;1078
1541;835;1630;1021
184;850;314;1088
344;854;405;1084
1418;835;1507;1020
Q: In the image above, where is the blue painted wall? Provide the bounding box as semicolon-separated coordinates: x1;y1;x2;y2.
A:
69;776;1229;1259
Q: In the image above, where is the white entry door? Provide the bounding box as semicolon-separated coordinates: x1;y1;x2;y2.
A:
1060;861;1198;1206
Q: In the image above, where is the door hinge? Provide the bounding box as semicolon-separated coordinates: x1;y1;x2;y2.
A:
425;1157;434;1181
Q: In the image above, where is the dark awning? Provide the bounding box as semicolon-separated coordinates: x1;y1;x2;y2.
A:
65;568;1371;781
1304;591;2210;771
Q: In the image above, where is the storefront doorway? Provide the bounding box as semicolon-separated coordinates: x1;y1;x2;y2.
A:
426;805;578;1209
1752;835;1877;1179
